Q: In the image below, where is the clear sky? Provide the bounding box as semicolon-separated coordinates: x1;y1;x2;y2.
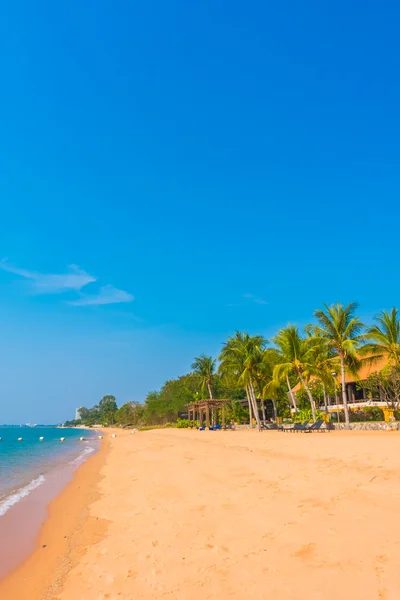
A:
1;1;399;423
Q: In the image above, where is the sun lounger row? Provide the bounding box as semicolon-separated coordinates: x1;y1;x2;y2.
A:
282;420;329;433
198;423;235;431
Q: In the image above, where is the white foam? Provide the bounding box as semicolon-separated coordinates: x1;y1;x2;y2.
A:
0;475;45;517
70;445;95;466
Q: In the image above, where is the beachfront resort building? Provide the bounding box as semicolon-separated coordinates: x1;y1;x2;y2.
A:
290;357;389;414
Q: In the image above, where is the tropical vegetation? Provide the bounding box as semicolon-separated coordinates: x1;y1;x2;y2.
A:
64;304;400;429
364;308;400;366
313;303;365;426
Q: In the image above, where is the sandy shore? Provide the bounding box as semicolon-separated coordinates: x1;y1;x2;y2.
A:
2;428;400;599
0;434;109;599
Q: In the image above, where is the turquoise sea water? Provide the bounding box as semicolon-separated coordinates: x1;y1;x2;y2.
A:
0;427;100;516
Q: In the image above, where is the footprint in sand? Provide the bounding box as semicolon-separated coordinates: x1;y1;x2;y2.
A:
127;569;137;579
294;543;317;559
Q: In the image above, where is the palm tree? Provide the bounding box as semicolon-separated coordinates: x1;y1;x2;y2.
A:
312;349;334;413
364;308;400;366
314;302;364;426
219;333;254;421
305;326;338;413
219;332;266;430
253;368;267;422
191;355;216;400
273;326;318;422
258;348;283;421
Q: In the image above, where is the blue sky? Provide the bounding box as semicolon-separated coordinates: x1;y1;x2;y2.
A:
1;1;399;422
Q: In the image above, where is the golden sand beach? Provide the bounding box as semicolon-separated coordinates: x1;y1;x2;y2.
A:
1;428;400;599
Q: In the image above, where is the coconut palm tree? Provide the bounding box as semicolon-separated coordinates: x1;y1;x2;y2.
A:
312;348;335;413
305;326;338;412
218;334;250;415
253;370;267;422
364;308;400;366
258;348;284;421
314;302;364;426
219;332;266;430
191;355;216;400
273;326;318;421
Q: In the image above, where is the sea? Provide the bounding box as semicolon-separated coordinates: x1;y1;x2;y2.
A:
0;426;100;517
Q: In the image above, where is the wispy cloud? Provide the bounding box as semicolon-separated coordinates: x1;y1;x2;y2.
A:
243;293;268;305
69;285;134;306
0;259;134;307
0;259;95;294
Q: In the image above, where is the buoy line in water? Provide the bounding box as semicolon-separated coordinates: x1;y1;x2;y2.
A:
0;437;102;442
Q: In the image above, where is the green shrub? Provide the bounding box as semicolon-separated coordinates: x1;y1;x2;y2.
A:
349;407;384;422
293;408;325;423
139;423;176;431
176;418;188;428
330;407;385;423
329;412;343;423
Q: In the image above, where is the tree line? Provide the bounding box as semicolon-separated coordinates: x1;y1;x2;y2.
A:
65;303;400;429
213;303;400;427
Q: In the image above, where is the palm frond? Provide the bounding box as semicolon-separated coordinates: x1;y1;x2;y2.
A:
314;302;365;353
365;308;400;365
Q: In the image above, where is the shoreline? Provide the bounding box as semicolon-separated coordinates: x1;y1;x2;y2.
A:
0;430;110;599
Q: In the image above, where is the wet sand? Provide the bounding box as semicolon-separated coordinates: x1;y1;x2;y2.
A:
2;428;400;599
0;462;89;580
0;434;109;599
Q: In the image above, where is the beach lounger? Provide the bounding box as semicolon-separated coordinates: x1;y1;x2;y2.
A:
282;425;295;432
223;423;235;430
302;420;327;433
281;424;292;432
261;423;277;430
282;421;308;432
311;420;329;432
290;421;309;433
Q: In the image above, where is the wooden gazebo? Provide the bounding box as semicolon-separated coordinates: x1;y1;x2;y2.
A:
186;399;229;429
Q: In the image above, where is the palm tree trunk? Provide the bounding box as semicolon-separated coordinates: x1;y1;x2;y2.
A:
261;399;266;422
247;382;259;428
322;382;328;413
298;371;317;422
272;398;278;421
207;380;213;400
249;380;262;430
340;354;350;426
246;386;253;424
286;375;297;411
